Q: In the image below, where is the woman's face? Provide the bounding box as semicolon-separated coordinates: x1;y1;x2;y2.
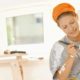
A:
57;15;80;38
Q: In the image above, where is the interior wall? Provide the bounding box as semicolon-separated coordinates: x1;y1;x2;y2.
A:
0;0;80;58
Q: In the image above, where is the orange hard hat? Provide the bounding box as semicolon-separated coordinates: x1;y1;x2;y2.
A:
52;3;75;22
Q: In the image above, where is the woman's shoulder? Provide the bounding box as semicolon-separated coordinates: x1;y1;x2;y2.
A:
52;36;66;51
51;41;64;54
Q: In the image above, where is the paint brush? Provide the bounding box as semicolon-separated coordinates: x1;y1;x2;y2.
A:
59;40;79;49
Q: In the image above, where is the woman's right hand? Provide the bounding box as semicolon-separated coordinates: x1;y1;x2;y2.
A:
67;44;77;58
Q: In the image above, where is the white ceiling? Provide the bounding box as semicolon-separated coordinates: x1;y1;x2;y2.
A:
0;0;51;10
0;0;80;12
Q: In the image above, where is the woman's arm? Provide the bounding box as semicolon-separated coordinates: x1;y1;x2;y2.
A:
55;44;77;80
56;55;75;80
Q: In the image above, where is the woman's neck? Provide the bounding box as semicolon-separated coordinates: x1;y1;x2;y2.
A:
68;33;80;43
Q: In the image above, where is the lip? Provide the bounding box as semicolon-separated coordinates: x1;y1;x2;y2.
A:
70;31;75;34
69;28;77;34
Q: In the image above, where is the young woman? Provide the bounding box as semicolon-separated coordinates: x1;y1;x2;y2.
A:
50;3;80;80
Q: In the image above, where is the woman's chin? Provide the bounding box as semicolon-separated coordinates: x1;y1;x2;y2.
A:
68;33;80;39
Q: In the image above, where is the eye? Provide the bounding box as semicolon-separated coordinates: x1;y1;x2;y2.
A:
63;25;67;29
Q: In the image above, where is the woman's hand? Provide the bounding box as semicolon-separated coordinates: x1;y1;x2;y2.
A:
67;44;77;58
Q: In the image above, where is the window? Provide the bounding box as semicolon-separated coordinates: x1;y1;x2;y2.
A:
6;13;44;45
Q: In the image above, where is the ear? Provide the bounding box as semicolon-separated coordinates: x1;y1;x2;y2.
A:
56;19;60;27
57;21;59;27
75;14;78;20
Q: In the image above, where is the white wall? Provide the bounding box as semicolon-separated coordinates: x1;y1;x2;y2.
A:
0;0;80;58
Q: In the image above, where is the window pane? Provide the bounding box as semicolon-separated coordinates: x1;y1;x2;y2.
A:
6;13;44;45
